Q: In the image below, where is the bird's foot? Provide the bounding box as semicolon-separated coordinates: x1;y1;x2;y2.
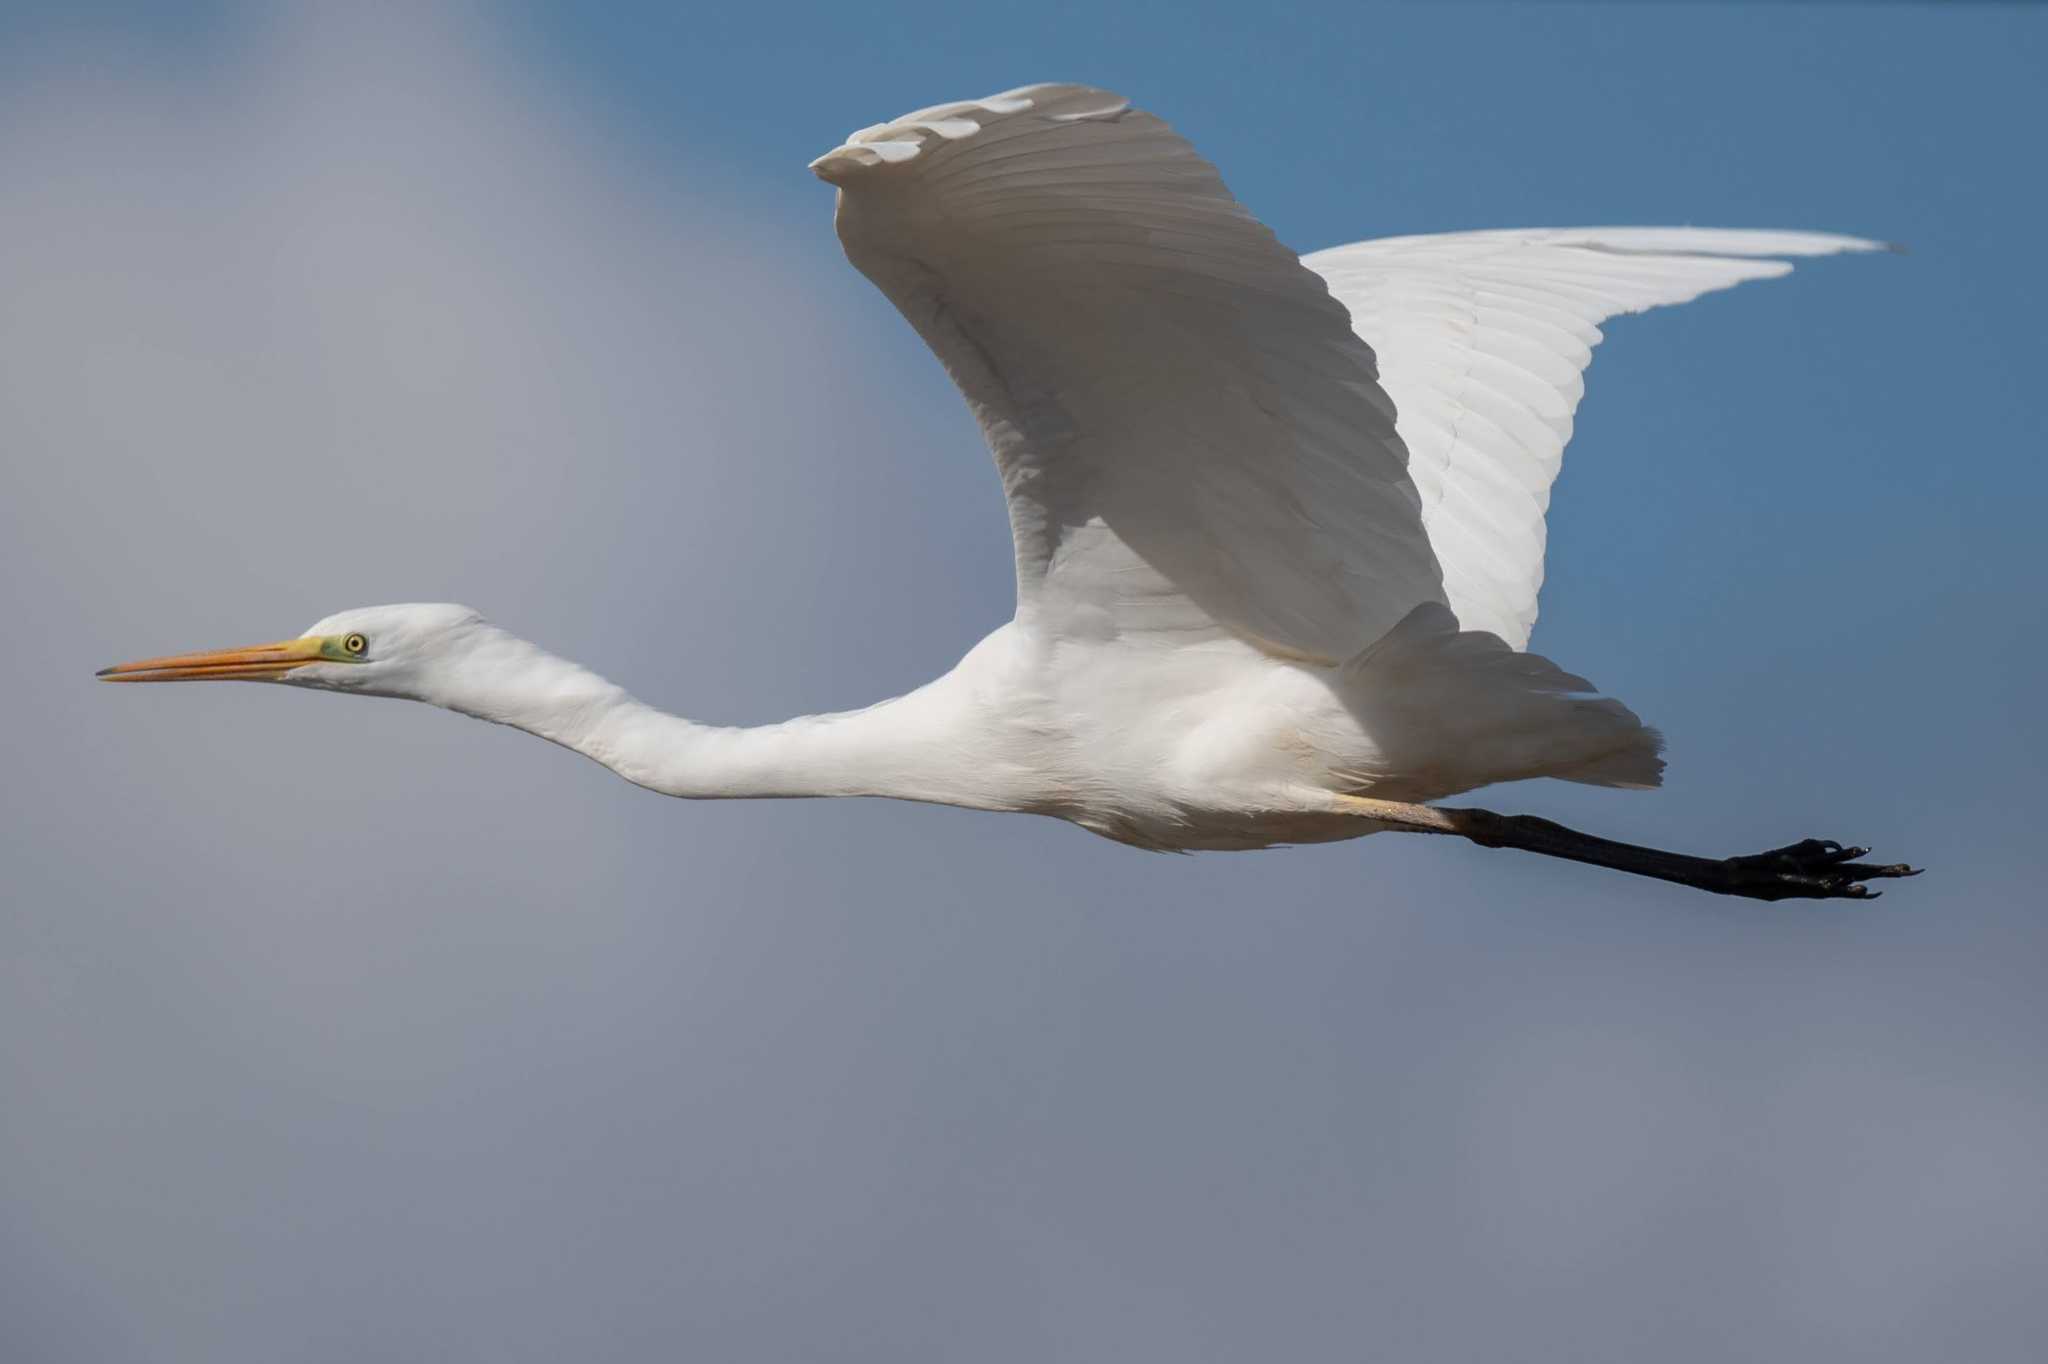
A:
1718;838;1921;901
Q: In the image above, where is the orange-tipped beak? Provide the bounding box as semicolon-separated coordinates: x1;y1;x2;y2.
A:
96;636;330;683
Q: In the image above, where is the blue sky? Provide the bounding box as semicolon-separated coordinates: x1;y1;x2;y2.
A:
2;3;2043;1361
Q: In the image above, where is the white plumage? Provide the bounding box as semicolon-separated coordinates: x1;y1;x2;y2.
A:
1310;225;1887;648
102;84;1917;898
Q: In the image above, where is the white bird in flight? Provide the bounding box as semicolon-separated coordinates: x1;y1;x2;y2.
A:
101;84;1918;900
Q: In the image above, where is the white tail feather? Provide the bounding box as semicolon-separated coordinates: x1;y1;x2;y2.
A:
1339;604;1665;800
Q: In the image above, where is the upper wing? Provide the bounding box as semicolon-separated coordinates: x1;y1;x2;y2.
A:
814;85;1444;663
1306;227;1886;649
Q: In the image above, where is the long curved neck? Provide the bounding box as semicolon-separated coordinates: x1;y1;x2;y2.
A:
419;626;1024;809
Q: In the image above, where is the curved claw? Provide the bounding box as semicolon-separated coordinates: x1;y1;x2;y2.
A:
1720;839;1923;902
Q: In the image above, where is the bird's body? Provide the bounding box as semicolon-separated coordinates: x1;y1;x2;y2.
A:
101;83;1920;897
268;606;1510;853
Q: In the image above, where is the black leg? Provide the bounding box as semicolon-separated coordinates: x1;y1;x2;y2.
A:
1445;810;1921;901
1335;798;1921;901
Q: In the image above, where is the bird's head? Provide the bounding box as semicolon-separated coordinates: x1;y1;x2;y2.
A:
97;603;488;700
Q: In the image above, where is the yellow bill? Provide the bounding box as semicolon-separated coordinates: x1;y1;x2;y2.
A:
97;635;342;683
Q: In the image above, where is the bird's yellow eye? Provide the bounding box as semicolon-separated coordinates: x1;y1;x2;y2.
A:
343;633;368;656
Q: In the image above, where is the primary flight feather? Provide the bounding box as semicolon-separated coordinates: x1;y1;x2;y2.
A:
101;83;1917;900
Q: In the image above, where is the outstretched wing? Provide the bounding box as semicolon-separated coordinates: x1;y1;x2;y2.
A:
1307;227;1885;649
814;84;1444;663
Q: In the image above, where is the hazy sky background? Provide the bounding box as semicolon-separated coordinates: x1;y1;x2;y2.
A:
3;2;2043;1360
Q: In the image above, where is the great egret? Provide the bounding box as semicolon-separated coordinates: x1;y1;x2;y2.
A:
100;83;1918;900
